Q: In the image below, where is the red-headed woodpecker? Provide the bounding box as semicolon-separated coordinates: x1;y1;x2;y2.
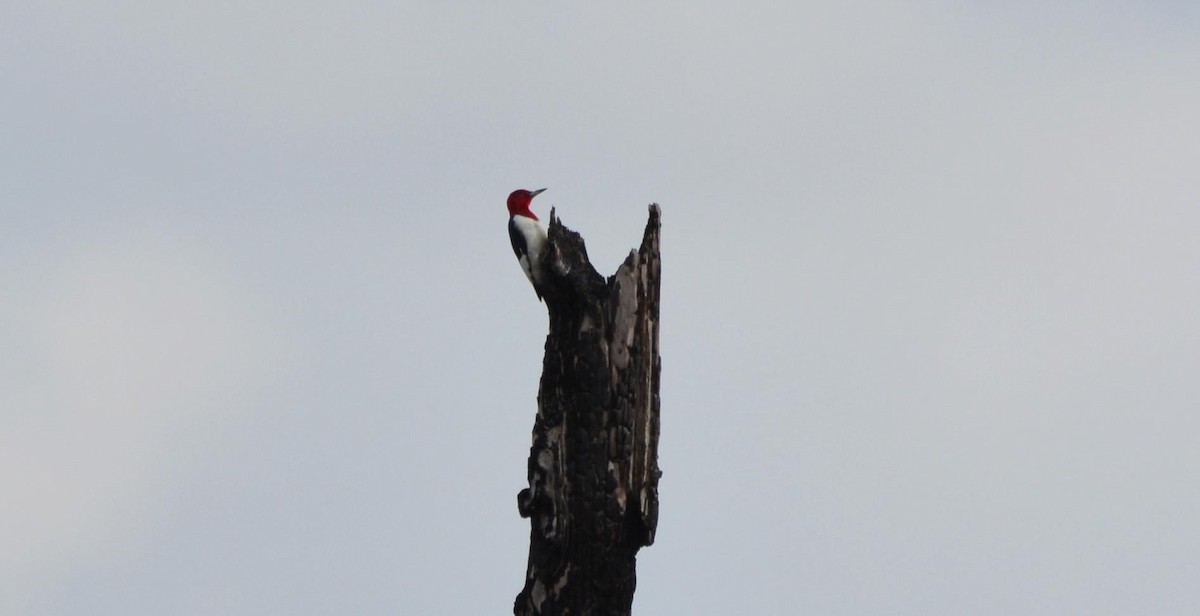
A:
507;188;548;300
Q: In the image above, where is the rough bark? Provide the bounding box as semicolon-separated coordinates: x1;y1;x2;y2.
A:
515;205;662;616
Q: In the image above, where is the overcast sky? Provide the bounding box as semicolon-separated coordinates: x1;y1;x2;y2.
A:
3;2;1199;614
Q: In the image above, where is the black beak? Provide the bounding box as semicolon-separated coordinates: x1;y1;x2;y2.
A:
531;188;547;197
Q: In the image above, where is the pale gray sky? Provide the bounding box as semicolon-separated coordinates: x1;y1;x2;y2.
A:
3;2;1199;614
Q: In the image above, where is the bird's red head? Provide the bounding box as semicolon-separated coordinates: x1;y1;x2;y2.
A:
507;188;546;220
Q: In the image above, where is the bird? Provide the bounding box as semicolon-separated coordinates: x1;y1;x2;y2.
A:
507;187;548;301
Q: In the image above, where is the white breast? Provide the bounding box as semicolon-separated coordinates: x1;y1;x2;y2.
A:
512;215;547;284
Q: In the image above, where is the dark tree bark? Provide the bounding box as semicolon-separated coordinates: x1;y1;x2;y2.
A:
515;205;662;616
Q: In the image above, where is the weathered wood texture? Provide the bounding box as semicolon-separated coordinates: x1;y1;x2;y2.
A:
515;205;662;616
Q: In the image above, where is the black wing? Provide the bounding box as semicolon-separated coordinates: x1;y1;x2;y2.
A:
508;218;527;258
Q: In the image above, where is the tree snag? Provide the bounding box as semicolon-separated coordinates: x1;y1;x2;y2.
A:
515;204;662;616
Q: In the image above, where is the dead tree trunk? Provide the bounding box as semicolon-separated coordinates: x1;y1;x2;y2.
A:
515;204;662;616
